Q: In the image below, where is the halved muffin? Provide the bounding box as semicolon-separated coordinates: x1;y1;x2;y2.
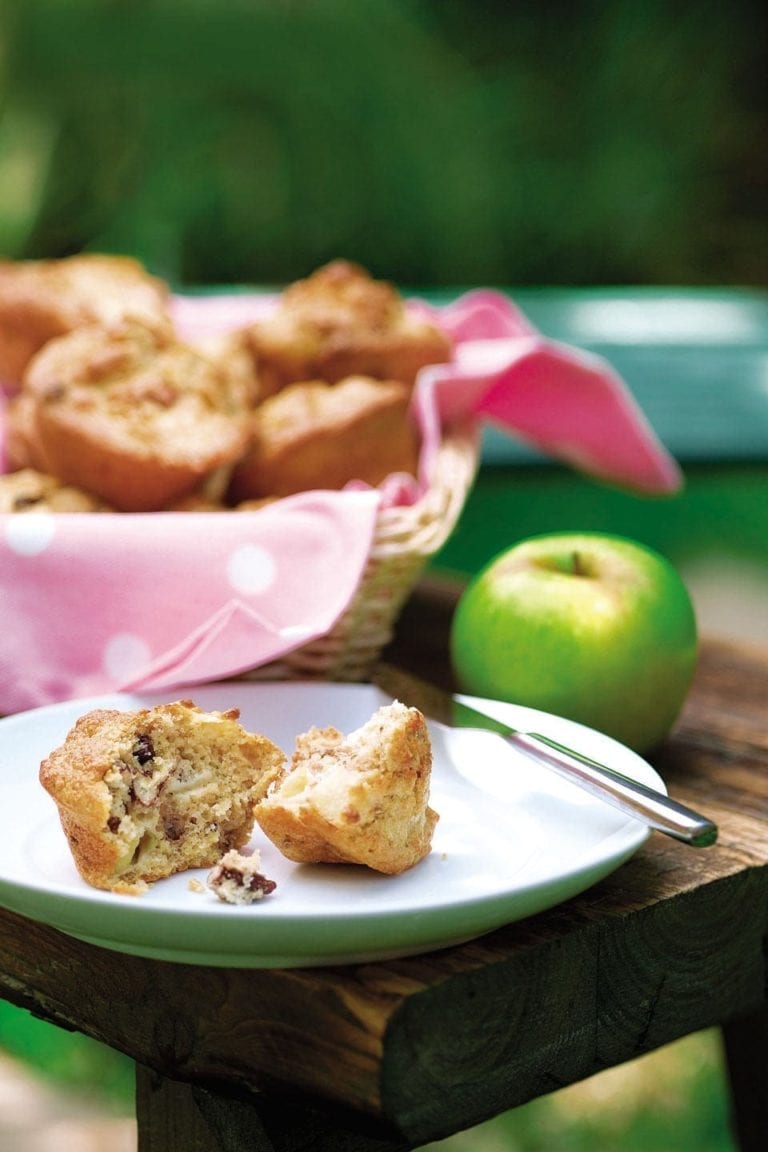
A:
40;700;285;893
255;701;438;874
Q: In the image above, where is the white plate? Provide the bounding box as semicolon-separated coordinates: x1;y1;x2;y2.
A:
0;682;663;968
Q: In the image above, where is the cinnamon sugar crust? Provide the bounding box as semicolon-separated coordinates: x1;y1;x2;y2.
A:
240;260;451;396
23;321;252;511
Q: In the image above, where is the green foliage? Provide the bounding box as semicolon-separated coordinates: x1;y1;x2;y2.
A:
435;462;768;578
0;0;765;287
0;1000;134;1108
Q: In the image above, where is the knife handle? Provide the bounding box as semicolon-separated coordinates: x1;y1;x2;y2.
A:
508;731;718;848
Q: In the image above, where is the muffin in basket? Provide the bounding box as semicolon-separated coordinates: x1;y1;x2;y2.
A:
228;374;420;501
39;699;286;894
22;320;253;511
255;701;438;874
0;253;171;391
239;259;452;396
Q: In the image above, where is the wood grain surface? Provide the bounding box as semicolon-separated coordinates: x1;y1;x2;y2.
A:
0;576;766;1147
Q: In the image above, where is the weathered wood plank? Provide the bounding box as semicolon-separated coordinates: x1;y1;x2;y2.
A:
378;865;768;1141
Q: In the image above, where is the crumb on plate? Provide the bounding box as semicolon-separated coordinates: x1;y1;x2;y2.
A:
207;848;277;905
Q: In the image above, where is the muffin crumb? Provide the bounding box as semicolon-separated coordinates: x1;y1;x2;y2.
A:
207;848;277;904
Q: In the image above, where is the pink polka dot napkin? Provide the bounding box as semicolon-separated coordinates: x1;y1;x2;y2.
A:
0;290;680;714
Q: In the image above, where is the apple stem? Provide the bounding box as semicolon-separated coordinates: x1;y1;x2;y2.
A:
571;550;587;576
536;550;591;577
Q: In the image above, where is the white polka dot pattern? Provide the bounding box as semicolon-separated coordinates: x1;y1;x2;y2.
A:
103;634;153;682
4;513;57;556
226;544;277;595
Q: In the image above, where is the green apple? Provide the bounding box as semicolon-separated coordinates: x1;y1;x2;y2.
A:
450;532;698;753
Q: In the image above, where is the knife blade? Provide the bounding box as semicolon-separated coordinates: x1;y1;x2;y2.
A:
372;664;718;848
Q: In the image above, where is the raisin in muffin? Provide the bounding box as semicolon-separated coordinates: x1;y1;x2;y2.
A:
0;253;171;391
0;467;111;513
255;701;438;874
23;320;252;511
228;375;420;502
40;699;286;893
239;259;451;397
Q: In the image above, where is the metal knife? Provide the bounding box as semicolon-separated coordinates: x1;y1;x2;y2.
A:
372;665;718;848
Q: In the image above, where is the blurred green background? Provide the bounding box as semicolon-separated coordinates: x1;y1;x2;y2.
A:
0;2;766;1149
0;0;765;288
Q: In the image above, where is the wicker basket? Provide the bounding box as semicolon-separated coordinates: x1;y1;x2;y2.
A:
244;421;479;682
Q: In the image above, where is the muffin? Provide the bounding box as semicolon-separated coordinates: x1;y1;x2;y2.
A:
23;320;252;511
39;699;286;893
240;259;452;396
228;375;420;502
254;701;438;874
0;467;111;513
0;253;171;391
